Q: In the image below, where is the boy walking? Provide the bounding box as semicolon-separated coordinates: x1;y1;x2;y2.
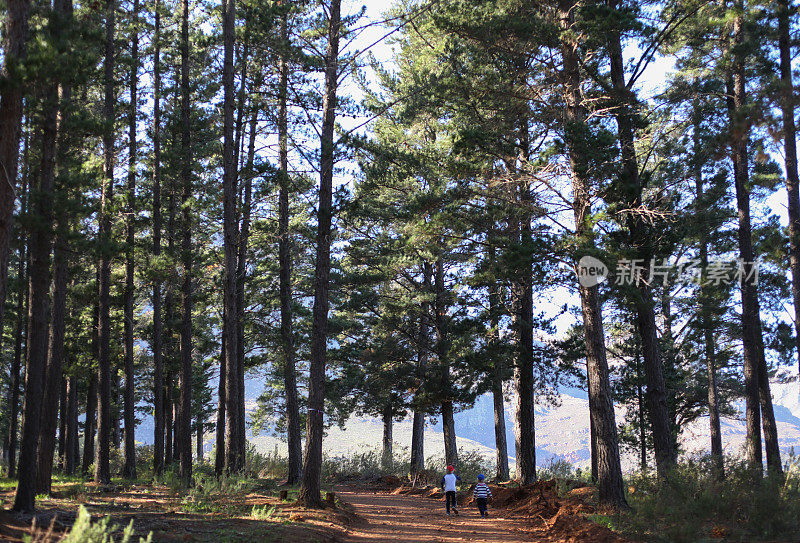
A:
473;474;492;517
440;465;461;515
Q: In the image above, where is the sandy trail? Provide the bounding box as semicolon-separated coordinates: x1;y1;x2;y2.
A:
335;489;542;543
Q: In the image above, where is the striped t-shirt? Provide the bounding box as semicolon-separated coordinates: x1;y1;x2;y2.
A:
473;482;492;499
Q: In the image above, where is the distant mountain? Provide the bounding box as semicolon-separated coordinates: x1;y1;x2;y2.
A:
137;376;800;472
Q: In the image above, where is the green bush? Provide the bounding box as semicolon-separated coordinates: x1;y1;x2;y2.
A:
52;505;152;543
180;474;255;514
617;455;800;542
425;448;493;487
250;504;277;520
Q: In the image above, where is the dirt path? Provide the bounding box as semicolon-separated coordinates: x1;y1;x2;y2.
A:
335;489;542;543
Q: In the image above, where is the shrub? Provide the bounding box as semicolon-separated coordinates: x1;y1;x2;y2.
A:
617;455;800;542
54;505;152;543
180;474;255;514
425;448;493;486
538;457;576;480
250;505;277;520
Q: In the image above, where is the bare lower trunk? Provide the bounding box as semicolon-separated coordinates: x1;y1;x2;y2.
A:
434;258;458;468
215;318;226;476
491;379;509;481
410;411;425;479
441;402;458;467
488;237;508;481
410;263;431;480
164;374;173;465
757;340;782;474
297;0;340;509
634;292;675;473
634;342;647;473
58;377;66;469
6;222;27;479
82;374;96;475
197;419;203;461
382;406;393;470
64;377;78;475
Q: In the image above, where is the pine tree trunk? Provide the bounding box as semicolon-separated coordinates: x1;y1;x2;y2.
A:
82;373;96;475
178;0;192;483
382;405;393;470
277;14;302;484
111;372;121;450
233;26;251;467
164;374;173;465
94;0;115;485
434;259;458;467
558;0;627;508
634;342;647;473
6;176;28;479
778;0;800;385
58;377;66;469
605;5;675;475
0;0;32;345
298;0;341;508
728;7;778;471
235;93;256;468
488;245;509;481
197;419;203;461
215;314;226;475
222;0;242;475
410;263;431;480
64;376;78;475
757;340;781;474
122;0;139;480
513;124;536;485
694;107;724;476
590;416;598;483
151;0;164;476
14;0;62;504
491;376;509;481
36;216;68;494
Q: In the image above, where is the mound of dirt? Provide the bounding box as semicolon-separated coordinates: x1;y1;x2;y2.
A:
462;479;632;542
545;509;629;543
389;484;444;500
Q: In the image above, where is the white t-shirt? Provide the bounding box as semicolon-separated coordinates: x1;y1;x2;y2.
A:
443;473;458;492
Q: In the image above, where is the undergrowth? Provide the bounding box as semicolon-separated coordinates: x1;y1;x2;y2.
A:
616;455;800;542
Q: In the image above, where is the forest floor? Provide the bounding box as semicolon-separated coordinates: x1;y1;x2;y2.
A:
0;477;633;542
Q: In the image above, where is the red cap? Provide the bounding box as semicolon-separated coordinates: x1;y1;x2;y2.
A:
446;465;454;472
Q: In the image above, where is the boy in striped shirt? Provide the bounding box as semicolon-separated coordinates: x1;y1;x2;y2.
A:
473;474;492;517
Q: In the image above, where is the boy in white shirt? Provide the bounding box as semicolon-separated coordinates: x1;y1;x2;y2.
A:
440;465;461;515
